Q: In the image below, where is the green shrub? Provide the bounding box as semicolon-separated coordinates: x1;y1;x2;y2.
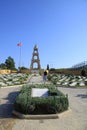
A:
14;84;69;114
85;81;87;85
51;77;58;85
49;88;64;96
8;78;12;81
47;74;52;81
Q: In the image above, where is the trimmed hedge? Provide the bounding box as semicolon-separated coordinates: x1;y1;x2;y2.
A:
14;84;69;114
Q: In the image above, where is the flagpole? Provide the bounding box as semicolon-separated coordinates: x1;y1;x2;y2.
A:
19;45;21;71
17;43;22;72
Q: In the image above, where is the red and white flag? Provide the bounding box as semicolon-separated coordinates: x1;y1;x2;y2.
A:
17;43;22;46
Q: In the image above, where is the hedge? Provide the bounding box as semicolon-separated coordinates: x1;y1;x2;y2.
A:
14;84;69;114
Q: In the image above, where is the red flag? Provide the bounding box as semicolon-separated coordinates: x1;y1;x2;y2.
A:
17;43;22;46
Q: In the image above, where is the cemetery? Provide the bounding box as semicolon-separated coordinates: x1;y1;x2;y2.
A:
0;72;87;88
47;73;87;87
0;73;29;87
0;45;87;129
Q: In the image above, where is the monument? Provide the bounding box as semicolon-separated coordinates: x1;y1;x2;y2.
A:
30;45;41;74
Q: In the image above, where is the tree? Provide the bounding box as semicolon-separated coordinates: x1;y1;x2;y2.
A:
47;64;49;70
81;69;86;77
20;66;29;70
0;63;7;69
5;56;16;70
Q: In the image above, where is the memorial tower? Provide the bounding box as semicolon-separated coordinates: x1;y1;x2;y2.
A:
30;45;41;73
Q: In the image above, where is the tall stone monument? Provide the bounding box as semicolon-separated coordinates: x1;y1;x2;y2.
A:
30;45;41;74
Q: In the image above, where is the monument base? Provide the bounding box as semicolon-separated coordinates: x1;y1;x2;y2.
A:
31;70;39;74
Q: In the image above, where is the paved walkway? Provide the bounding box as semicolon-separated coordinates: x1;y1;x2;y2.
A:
0;75;87;130
27;75;44;84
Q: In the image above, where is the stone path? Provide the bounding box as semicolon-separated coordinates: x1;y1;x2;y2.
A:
0;75;87;130
27;75;44;84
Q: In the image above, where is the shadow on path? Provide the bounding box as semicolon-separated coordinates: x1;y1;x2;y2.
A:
0;91;19;118
76;94;87;98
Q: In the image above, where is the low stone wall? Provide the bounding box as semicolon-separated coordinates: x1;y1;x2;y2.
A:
0;69;11;74
0;69;17;74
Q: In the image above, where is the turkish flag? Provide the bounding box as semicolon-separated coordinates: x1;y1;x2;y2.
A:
17;43;22;46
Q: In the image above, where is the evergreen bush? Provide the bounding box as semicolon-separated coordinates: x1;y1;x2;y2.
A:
14;84;69;114
47;74;52;81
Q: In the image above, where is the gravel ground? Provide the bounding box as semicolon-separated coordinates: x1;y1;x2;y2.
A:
0;76;87;130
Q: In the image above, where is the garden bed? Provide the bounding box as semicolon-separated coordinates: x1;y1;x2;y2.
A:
14;84;69;115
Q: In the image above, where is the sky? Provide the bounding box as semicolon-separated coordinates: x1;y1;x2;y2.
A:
0;0;87;69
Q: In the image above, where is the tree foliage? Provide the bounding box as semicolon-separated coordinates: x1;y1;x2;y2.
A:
0;63;7;69
20;66;29;70
5;56;16;70
47;64;49;70
81;69;86;77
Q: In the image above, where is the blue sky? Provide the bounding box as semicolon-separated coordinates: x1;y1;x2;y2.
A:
0;0;87;69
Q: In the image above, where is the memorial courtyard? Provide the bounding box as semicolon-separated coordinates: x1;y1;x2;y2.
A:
0;74;87;130
0;0;87;129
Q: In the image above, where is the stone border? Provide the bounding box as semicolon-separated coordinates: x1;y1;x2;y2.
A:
58;108;71;118
12;108;71;120
0;84;25;88
12;110;59;119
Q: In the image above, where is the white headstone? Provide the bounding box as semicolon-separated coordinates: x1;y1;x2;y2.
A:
31;88;48;97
